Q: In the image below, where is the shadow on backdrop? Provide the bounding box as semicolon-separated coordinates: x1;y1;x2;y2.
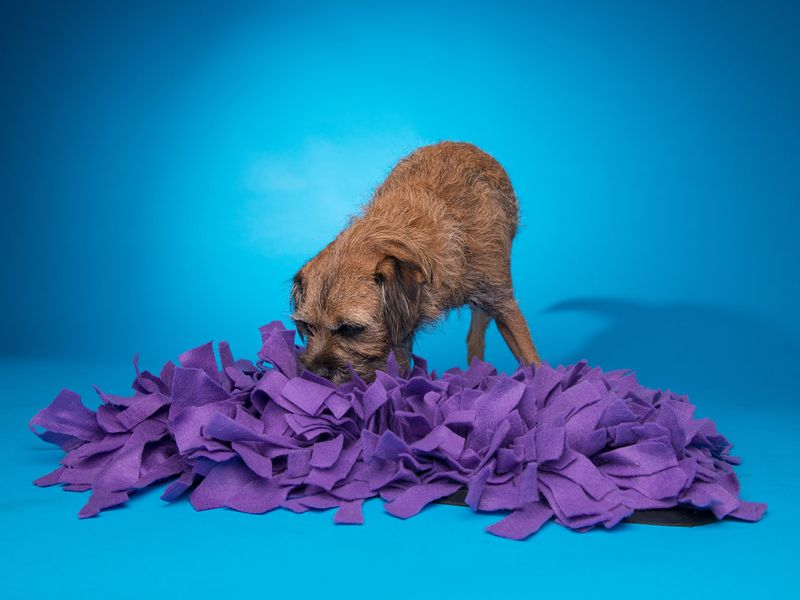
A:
547;298;800;410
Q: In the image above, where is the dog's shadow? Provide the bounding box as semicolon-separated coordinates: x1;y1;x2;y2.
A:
546;298;800;409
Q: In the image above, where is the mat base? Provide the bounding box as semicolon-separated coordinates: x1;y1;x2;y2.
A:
433;488;717;527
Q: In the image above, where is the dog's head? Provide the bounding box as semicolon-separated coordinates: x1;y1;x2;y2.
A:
290;233;430;384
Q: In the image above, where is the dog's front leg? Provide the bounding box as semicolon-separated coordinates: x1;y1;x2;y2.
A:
466;307;491;364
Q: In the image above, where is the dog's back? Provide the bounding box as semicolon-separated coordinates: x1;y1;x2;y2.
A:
364;141;521;310
372;141;519;237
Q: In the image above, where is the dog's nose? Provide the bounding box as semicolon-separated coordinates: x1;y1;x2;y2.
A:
316;365;335;380
304;359;336;381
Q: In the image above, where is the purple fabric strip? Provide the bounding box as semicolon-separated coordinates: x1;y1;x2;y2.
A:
385;482;463;519
334;499;365;524
486;502;554;540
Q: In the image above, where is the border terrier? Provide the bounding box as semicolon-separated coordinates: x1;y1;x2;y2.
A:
290;141;541;383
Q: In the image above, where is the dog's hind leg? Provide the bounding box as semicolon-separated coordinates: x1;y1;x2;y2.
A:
494;298;541;366
466;307;491;364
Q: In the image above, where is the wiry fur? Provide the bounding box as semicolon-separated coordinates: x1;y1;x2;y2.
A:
290;141;541;383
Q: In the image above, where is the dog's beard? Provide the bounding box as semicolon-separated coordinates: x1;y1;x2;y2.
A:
335;355;384;384
330;364;354;385
297;349;382;385
341;351;414;384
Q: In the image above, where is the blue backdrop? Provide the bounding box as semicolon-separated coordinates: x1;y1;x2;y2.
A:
2;1;798;598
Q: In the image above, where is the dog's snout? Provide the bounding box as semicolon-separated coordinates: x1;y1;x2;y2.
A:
300;353;337;381
315;365;335;380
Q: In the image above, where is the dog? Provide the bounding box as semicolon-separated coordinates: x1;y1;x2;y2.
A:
290;141;541;383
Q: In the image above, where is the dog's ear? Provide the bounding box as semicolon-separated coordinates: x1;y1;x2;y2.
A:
375;255;426;348
290;272;304;312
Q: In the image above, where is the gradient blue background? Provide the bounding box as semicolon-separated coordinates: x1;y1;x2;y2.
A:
2;1;798;598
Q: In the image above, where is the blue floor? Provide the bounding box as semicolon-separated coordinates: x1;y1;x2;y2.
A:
3;314;798;600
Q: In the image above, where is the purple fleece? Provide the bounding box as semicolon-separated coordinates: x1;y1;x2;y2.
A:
29;321;766;540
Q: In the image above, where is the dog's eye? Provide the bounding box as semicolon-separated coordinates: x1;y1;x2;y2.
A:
294;321;312;340
335;323;366;338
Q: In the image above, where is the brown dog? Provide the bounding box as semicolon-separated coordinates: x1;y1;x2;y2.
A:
290;141;541;383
